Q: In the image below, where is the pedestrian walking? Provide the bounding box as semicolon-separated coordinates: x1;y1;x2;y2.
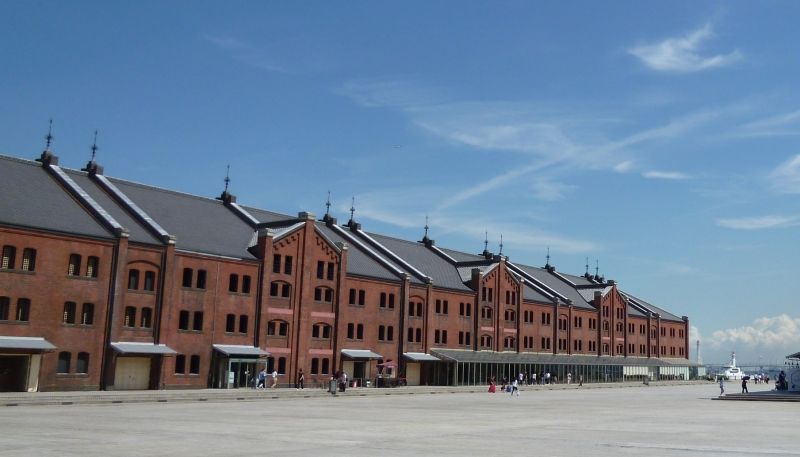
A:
257;368;266;389
567;372;572;385
719;377;724;396
531;373;537;385
510;378;519;397
741;377;748;394
579;374;583;387
271;369;278;388
297;369;305;390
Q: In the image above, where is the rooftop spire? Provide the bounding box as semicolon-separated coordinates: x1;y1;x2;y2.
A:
585;257;589;276
224;164;230;193
595;259;600;279
325;191;331;216
499;234;504;255
349;196;355;223
90;130;98;162
545;246;551;267
423;215;430;240
45;118;54;151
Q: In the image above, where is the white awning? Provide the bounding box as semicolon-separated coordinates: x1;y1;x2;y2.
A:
212;344;269;357
341;349;382;360
111;342;176;355
403;352;440;362
0;336;56;352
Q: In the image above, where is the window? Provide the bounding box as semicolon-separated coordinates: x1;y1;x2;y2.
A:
322;358;330;374
175;354;186;374
76;352;90;374
226;314;236;332
504;336;515;349
481;306;492;320
267;320;289;336
628;323;635;334
435;299;441;313
143;271;156;291
380;293;387;308
242;275;251;294
128;269;140;290
196;270;207;289
434;329;447;344
182;268;193;287
140;307;153;328
81;302;94;325
311;358;319;374
189;355;200;374
68;254;81;276
349;288;356;305
524;336;534;349
327;262;335;280
16;298;30;322
238;315;248;334
312;323;331;339
602;343;609;354
505;309;516;322
541;337;552;350
559;318;568;331
407;327;414;342
278;357;286;374
21;248;36;271
358;290;365;306
616;322;624;332
379;325;385;341
123;306;136;327
356;324;364;340
270;281;291;298
574;316;583;328
86;256;99;278
283;256;292;275
541;312;551;325
192;311;203;331
57;352;71;374
523;310;533;323
63;301;76;324
178;310;190;330
1;245;16;269
506;290;511;304
603;321;610;332
0;296;9;320
480;335;492;348
347;323;354;339
229;274;239;292
314;287;333;303
387;326;394;341
317;261;325;279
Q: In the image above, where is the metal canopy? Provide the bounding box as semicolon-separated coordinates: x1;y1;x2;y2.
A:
403;352;440;362
111;342;177;355
212;344;269;357
431;349;693;367
0;336;56;352
341;349;382;360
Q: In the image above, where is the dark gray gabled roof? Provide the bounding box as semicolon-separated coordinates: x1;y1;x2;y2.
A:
439;247;487;263
366;232;472;292
511;263;594;310
620;291;683;322
65;169;162;245
108;178;256;259
239;205;294;224
0;155;112;239
523;283;554;303
315;223;402;283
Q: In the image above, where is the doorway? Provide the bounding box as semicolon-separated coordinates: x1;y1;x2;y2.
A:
0;356;29;392
114;357;151;390
230;361;256;388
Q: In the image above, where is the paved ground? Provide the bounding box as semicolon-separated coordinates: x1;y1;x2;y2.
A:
0;382;794;457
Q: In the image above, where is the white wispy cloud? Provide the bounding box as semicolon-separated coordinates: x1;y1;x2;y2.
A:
708;314;800;350
613;161;635;173
530;177;576;201
768;154;800;194
204;34;286;73
642;170;691;180
740;109;800;137
628;23;742;73
715;214;800;230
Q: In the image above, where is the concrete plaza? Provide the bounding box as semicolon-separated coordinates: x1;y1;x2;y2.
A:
0;382;794;457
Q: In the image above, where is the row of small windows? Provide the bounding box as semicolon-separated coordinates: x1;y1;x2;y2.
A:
378;325;394;342
273;255;293;275
504;290;517;305
123;306;152;328
346;323;364;340
434;299;448;314
0;296;30;322
228;274;252;294
128;269;156;291
407;327;422;343
349;289;366;306
270;281;292;298
57;351;90;374
309;358;331;375
267;320;289;336
178;310;204;331
458;331;471;346
481;287;494;302
312;323;332;339
68;254;99;278
558;317;568;331
314;287;334;303
1;246;36;271
62;302;94;326
316;261;335;280
174;354;201;375
182;268;207;289
433;329;447;344
266;356;287;375
225;314;249;334
459;302;471;317
408;300;423;317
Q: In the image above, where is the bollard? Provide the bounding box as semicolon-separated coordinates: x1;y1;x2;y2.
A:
329;378;337;396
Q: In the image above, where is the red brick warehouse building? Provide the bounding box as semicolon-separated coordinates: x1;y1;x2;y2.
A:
0;146;693;392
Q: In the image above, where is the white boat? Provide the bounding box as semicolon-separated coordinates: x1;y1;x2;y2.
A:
722;352;746;380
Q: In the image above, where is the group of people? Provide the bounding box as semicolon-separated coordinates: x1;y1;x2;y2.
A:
488;371;584;396
256;369;306;389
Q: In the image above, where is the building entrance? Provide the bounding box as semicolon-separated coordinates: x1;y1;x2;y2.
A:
229;361;256;388
0;356;29;392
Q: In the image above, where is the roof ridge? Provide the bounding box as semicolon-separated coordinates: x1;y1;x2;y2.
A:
0;154;44;167
107;176;228;205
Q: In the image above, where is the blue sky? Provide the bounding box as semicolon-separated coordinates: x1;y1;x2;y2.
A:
2;1;799;364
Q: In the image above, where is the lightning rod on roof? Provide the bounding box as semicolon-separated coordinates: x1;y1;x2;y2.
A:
90;130;98;162
585;257;589;275
349;196;355;222
325;191;331;216
45;118;54;150
546;246;550;267
499;234;503;255
224;164;230;193
424;215;429;238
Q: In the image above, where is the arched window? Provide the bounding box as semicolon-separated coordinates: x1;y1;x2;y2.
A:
1;245;16;269
63;302;76;324
603;321;610;331
21;248;36;271
86;256;99;278
76;352;90;374
81;303;94;325
143;271;156;291
128;269;140;290
481;306;493;320
68;254;81;276
505;309;516;322
504;336;516;349
314;286;333;303
312;323;332;339
270;281;291;298
267;320;289;336
57;351;71;373
480;335;493;348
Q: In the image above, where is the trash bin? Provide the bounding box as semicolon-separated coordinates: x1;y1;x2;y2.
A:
643;376;650;386
329;379;337;396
